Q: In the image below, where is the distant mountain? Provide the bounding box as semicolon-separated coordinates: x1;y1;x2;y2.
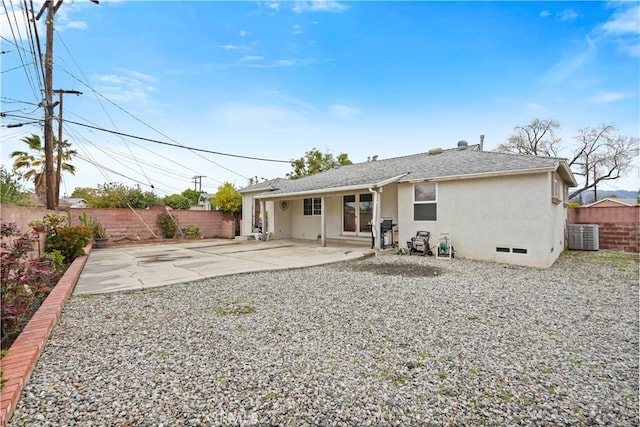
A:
571;189;639;204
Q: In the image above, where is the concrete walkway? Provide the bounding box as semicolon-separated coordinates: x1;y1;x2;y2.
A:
74;239;374;295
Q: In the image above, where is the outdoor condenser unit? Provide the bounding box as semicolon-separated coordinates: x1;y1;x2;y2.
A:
568;224;599;251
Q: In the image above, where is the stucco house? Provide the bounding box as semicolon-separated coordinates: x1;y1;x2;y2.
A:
239;143;577;268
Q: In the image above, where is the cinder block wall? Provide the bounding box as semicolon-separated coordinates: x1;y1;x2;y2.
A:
568;206;639;252
0;205;55;259
69;207;235;241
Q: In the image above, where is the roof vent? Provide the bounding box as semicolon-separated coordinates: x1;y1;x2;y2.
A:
428;147;443;155
457;140;468;149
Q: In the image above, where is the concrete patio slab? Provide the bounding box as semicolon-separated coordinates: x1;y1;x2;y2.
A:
74;239;374;295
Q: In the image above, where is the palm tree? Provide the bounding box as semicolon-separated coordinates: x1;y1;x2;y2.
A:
10;134;77;206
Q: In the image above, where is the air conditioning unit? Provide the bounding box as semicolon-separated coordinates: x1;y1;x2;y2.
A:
568;224;599;251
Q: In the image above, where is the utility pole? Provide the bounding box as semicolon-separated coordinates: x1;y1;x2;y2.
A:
54;89;82;207
192;175;205;192
36;1;61;210
36;0;97;209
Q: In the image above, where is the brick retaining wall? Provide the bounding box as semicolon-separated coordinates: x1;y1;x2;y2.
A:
568;206;639;253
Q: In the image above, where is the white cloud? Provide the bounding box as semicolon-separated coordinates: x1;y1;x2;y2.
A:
63;20;88;30
292;1;347;14
539;10;550;18
544;36;597;84
525;102;544;111
329;104;360;119
556;9;579;21
241;55;264;62
293;24;303;35
219;44;239;50
624;44;640;57
267;2;280;11
1;9;31;39
210;104;309;128
93;70;158;104
602;5;640;35
239;30;248;37
587;91;633;104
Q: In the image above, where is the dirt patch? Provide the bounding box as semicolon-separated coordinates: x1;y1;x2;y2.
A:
347;262;443;277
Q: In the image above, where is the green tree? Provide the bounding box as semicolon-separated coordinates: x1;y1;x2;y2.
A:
0;166;28;205
71;187;99;206
181;189;202;206
212;182;242;236
287;148;352;179
73;183;160;208
163;194;191;210
10;134;77;206
212;182;242;214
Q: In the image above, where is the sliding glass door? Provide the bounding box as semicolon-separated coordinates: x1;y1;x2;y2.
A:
343;193;373;235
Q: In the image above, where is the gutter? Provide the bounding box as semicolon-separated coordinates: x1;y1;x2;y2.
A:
255;173;407;200
403;166;561;184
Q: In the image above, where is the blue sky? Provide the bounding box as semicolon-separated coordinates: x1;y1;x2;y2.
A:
1;1;638;197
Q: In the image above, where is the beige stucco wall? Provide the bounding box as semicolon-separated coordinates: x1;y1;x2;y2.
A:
397;172;566;268
240;192;259;236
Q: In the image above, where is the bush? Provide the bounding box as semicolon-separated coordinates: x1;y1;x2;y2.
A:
157;213;180;238
1;223;59;350
184;224;200;238
46;226;92;263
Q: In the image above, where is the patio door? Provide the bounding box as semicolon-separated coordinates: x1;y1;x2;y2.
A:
343;193;373;235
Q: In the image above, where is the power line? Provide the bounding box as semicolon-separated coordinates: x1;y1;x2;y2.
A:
61;118;291;163
3;112;291;163
52;60;254;180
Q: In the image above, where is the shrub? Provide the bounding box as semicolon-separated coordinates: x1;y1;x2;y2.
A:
42;250;66;272
46;225;92;263
184;224;200;238
157;213;180;238
1;223;58;350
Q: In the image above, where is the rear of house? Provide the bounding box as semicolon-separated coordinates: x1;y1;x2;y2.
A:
240;144;576;268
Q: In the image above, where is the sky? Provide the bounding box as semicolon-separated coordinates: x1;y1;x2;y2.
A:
1;0;639;198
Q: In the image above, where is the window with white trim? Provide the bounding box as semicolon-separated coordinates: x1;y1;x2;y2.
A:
413;182;437;221
303;197;322;216
552;173;561;204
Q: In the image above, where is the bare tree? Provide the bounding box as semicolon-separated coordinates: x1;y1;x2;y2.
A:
497;119;562;157
568;124;639;200
498;119;638;201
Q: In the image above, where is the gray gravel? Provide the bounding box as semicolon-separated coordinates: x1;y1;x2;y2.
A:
9;250;639;426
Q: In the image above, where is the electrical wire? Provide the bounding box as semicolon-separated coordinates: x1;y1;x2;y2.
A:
21;0;44;92
0;5;40;101
54;63;256;180
62;107;226;186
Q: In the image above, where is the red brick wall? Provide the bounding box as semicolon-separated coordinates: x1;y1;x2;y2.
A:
568;206;639;252
69;207;235;242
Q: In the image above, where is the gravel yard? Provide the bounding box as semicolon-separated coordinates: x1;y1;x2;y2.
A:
9;250;639;426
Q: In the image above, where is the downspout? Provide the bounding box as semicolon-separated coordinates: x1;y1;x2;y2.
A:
369;187;382;251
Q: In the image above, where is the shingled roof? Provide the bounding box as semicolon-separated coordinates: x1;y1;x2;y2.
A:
241;146;576;198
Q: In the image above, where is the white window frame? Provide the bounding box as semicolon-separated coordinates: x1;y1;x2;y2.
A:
552;173;562;205
303;197;322;216
413;182;437;221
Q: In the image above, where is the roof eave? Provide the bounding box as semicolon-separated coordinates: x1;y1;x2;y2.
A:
255;173;407;200
401;166;561;183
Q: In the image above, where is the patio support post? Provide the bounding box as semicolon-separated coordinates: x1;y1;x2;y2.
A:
370;187;382;251
260;200;267;240
320;196;326;247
